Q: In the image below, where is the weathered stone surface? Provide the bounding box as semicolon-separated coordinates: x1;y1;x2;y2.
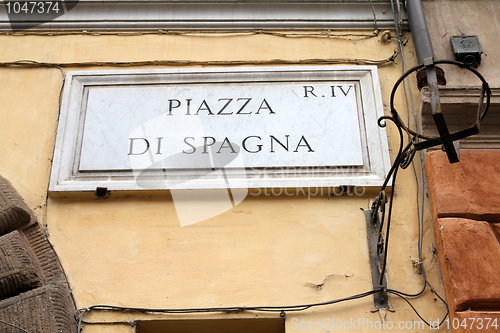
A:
453;311;500;333
434;218;500;313
0;283;76;333
425;150;500;222
492;223;500;242
0;231;41;300
0;177;77;332
0;177;31;235
427;150;500;332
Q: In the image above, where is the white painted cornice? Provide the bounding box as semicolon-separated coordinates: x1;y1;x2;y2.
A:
0;0;407;31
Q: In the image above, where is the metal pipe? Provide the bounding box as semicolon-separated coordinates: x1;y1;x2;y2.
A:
406;0;434;64
406;0;460;162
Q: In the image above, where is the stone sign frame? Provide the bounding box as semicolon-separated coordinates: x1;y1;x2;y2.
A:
49;66;391;192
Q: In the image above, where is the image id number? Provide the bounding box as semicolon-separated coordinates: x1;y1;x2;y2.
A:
5;1;61;14
445;317;499;330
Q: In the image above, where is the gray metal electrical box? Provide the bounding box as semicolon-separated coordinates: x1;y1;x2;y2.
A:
450;35;483;67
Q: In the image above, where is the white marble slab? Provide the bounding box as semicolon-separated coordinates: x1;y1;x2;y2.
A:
49;66;391;191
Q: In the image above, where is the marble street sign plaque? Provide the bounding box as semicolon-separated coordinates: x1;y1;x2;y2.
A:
49;66;390;191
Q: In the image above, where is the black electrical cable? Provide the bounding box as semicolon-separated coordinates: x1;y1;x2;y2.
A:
386;59;492;290
0;320;31;333
74;149;444;333
378;156;400;286
390;0;429;299
373;114;406;240
371;114;450;327
73;133;447;332
74;59;490;333
387;288;449;328
372;57;491;327
391;5;491;304
76;290;380;332
74;94;448;332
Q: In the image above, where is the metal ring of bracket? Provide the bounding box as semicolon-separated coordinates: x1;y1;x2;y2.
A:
388;59;491;144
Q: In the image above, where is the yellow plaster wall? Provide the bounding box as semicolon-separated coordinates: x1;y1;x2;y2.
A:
0;31;449;332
